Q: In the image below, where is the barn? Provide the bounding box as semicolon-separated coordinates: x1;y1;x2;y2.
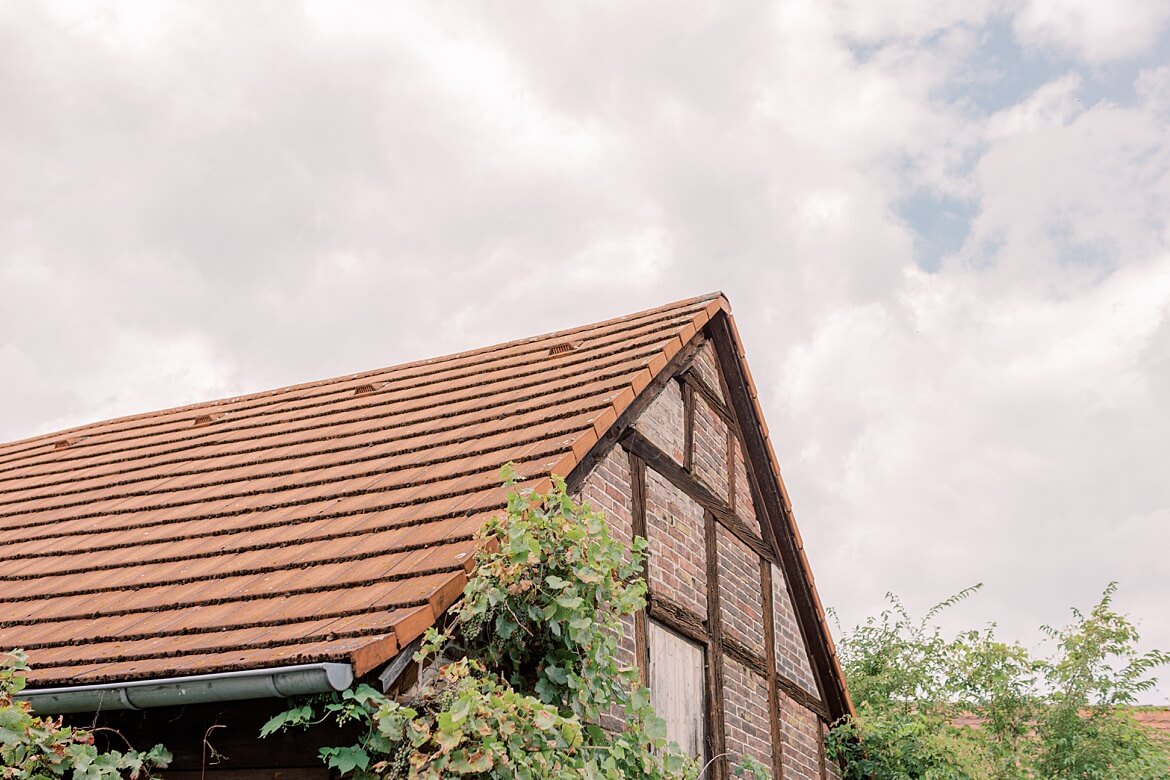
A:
1;293;852;778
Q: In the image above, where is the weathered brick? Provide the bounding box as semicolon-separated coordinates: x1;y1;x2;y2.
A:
577;444;638;737
691;395;729;502
771;563;819;699
577;443;634;564
645;468;706;618
732;438;761;538
574;358;837;770
716;526;766;658
722;656;773;776
599;611;640;733
780;691;822;780
690;339;725;403
633;379;686;466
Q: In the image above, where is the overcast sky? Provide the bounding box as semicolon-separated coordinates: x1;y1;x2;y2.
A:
2;1;1168;701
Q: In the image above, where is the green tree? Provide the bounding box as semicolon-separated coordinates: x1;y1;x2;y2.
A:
0;650;170;779
825;584;1170;780
263;471;766;780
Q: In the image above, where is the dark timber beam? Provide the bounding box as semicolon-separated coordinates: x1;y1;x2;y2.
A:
707;313;849;722
622;428;775;564
761;561;787;780
629;452;651;688
703;509;728;780
565;335;704;495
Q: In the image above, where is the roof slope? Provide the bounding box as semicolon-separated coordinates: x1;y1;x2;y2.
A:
1;294;723;686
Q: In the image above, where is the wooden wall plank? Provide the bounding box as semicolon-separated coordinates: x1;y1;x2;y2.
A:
648;620;707;760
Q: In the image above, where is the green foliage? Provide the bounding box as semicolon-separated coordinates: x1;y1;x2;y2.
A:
826;584;1170;780
263;471;764;779
0;650;171;780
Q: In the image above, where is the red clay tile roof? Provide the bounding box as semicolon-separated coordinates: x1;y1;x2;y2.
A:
0;294;726;686
1133;708;1170;735
955;708;1170;737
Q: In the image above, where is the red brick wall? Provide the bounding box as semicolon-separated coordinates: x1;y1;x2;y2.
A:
573;334;839;778
577;445;638;733
716;526;766;658
692;394;730;502
780;692;823;780
578;444;634;565
732;439;761;538
723;656;773;772
771;563;819;698
690;339;726;402
633;378;686;466
645;468;707;618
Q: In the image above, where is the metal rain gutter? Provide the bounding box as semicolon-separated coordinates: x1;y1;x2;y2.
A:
18;662;354;715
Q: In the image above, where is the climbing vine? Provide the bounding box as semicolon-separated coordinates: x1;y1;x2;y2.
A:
263;469;766;779
0;650;171;779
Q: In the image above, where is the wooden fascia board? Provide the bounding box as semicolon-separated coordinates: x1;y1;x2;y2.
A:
706;308;856;723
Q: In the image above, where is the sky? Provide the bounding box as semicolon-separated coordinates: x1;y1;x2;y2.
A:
1;1;1168;702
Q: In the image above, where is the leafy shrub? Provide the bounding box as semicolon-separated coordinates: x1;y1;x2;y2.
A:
0;650;171;779
826;584;1170;780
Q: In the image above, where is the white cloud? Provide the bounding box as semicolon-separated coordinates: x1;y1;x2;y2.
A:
1014;0;1170;62
985;73;1084;139
2;0;1169;700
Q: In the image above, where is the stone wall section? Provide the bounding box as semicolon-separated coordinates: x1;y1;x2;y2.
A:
716;526;766;658
771;563;819;697
780;692;823;780
723;656;774;776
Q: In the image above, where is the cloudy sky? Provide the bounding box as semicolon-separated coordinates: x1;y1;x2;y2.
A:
2;1;1168;700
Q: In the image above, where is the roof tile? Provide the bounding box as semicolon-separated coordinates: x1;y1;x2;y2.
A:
3;294;722;686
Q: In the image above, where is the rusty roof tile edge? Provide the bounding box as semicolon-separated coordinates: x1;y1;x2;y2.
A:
0;294;721;458
715;304;856;720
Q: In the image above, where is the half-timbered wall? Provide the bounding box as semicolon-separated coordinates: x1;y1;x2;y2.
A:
577;336;843;780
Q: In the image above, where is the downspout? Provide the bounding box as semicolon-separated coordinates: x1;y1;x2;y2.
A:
18;662;354;715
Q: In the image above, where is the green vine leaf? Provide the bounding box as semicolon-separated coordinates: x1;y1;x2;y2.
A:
258;472;768;779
